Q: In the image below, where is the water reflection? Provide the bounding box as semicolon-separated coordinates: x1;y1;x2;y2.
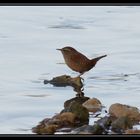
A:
44;75;85;97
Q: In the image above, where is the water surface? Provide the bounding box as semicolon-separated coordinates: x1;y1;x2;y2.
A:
0;6;140;134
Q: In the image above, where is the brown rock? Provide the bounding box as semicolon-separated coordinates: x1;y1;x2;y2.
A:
82;98;102;113
56;112;76;125
32;123;58;134
32;101;89;134
43;124;59;134
62;101;89;126
64;96;90;108
111;116;133;133
109;103;140;122
125;129;140;134
32;113;76;134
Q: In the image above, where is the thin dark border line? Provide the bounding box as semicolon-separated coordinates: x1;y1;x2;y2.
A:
0;3;140;6
0;134;140;137
0;3;140;137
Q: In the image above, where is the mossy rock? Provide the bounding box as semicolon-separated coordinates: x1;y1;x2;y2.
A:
62;101;89;126
64;96;90;108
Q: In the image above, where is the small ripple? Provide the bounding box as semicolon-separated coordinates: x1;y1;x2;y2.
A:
24;94;50;98
106;10;117;13
41;73;50;75
14;128;30;132
88;73;140;82
0;34;8;39
49;24;85;29
30;80;42;83
88;76;126;81
56;62;65;64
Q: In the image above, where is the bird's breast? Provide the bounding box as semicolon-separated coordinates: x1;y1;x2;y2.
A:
63;53;91;73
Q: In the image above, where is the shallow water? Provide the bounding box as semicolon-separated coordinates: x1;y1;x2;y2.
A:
0;6;140;134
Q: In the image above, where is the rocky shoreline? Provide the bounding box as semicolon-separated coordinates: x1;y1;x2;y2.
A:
32;75;140;135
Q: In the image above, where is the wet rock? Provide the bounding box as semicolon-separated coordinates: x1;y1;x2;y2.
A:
47;112;77;127
82;98;102;113
32;103;89;135
71;123;105;134
111;116;133;133
70;125;95;134
55;127;74;133
95;116;113;131
32;112;77;134
32;96;90;134
32;118;59;134
39;124;58;134
62;101;89;126
92;115;133;134
64;96;90;108
92;123;105;134
109;103;140;122
89;116;116;134
55;112;76;126
125;129;140;134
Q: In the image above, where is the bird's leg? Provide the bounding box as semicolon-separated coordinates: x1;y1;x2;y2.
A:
78;72;84;77
77;72;84;81
74;73;84;85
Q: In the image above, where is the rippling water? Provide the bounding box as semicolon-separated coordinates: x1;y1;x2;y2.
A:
0;6;140;134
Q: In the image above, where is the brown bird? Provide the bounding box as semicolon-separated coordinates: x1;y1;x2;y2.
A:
57;46;107;76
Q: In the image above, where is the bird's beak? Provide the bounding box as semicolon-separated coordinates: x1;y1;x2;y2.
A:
56;48;62;51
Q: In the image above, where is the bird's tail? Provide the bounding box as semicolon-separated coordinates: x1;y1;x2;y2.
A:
91;55;107;64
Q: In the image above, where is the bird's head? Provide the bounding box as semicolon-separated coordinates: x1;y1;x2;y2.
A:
56;46;77;54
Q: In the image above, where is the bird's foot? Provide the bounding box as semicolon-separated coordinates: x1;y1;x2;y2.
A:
77;73;84;81
78;73;83;77
76;75;84;82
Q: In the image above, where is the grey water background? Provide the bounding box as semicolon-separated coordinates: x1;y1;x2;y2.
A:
0;6;140;134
